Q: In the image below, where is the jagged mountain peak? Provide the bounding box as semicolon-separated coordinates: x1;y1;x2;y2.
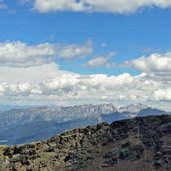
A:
118;103;148;113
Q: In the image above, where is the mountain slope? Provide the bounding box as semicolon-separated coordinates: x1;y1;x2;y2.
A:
0;117;99;145
0;115;170;171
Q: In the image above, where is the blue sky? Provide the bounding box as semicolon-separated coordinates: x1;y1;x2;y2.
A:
0;0;171;109
1;2;171;74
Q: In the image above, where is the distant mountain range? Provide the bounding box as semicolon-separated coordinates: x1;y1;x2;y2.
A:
0;103;169;145
0;104;116;129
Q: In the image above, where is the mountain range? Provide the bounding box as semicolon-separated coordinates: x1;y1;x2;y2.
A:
0;103;169;145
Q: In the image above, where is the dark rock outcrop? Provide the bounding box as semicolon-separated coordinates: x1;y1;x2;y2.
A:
0;115;170;171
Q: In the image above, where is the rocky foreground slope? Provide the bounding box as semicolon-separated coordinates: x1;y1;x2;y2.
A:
0;115;170;171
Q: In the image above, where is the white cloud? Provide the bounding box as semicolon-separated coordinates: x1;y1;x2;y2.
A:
0;64;65;84
0;41;93;68
0;41;57;67
0;72;164;107
84;53;115;68
0;41;91;85
120;52;171;104
125;52;171;72
31;0;171;13
154;88;171;101
84;57;109;68
124;52;171;83
58;40;93;59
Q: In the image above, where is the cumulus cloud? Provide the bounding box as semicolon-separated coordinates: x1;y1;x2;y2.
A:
30;0;171;13
84;53;115;68
120;52;171;103
0;64;65;84
0;41;93;67
0;40;92;85
124;52;171;83
154;88;171;101
0;72;164;106
125;52;171;72
84;57;109;68
0;41;57;67
58;40;93;59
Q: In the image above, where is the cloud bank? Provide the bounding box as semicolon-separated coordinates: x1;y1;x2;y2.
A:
0;40;171;110
0;73;159;104
29;0;171;13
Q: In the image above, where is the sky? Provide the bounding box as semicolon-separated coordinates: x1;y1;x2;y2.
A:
0;0;171;110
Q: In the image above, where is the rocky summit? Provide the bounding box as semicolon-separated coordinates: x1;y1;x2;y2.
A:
0;115;170;171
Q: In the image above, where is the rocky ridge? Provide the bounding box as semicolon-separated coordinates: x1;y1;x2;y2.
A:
0;115;170;171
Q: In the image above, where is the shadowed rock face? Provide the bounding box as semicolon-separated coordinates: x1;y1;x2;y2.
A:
0;115;171;171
